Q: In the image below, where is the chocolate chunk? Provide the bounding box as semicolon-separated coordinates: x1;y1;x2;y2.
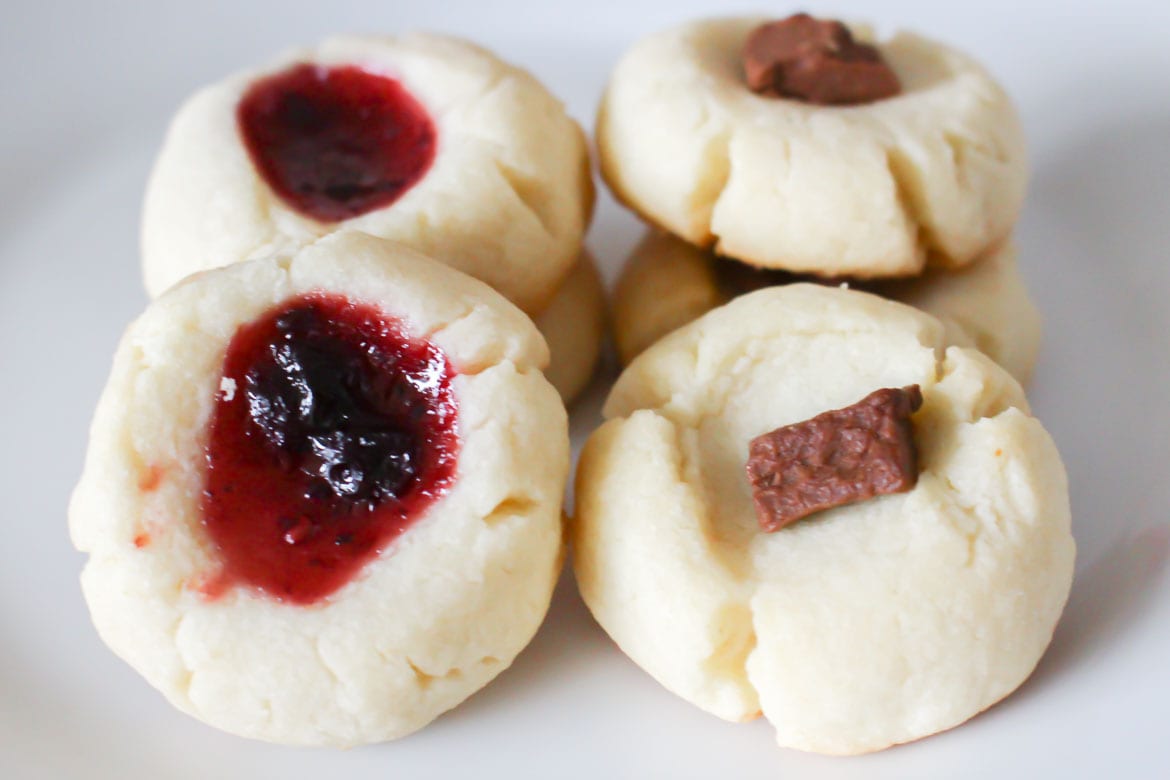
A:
742;14;902;105
746;385;923;531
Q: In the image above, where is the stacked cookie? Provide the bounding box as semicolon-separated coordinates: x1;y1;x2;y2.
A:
71;34;600;746
612;231;1041;383
602;14;1040;383
142;34;606;405
577;15;1073;755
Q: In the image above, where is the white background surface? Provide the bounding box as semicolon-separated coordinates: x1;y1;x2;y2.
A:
2;1;1169;777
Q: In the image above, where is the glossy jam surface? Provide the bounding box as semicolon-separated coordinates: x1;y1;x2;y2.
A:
202;294;459;604
237;63;436;222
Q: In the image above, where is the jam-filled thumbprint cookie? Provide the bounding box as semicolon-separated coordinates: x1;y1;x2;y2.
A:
142;34;593;313
71;233;569;746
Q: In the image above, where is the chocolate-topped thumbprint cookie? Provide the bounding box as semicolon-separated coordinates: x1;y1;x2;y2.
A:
573;284;1073;755
142;34;593;313
71;233;569;746
612;229;1042;384
597;15;1027;278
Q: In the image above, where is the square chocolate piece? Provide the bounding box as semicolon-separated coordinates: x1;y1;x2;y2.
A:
745;385;923;532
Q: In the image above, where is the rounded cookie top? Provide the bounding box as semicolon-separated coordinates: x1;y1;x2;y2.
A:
612;229;1041;383
597;16;1027;277
71;232;569;746
142;33;594;313
574;284;1073;754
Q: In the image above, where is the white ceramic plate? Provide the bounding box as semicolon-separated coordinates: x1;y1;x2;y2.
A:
3;1;1168;777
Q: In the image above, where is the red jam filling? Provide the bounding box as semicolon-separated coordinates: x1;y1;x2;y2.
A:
237;63;437;222
201;294;459;604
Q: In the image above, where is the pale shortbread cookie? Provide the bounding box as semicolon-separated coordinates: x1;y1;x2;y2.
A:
598;17;1027;277
71;233;569;747
142;33;594;313
613;230;1041;383
535;251;608;405
574;285;1073;755
881;242;1042;385
612;230;725;367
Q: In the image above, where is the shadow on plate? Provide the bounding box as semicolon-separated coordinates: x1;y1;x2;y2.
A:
1024;523;1170;695
1014;107;1170;696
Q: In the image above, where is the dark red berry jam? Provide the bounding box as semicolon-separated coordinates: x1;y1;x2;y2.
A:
201;294;459;604
237;63;437;222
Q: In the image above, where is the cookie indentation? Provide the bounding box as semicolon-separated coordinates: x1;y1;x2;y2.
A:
202;294;459;604
237;64;436;222
742;14;901;105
